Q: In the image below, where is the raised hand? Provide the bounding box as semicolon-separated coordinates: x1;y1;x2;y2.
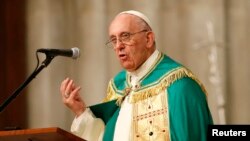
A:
60;78;86;117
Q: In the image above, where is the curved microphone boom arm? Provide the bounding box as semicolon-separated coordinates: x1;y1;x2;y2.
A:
0;52;54;113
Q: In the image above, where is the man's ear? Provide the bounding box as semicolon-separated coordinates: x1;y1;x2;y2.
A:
146;31;155;48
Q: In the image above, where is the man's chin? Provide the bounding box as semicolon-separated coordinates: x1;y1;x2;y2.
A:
121;65;136;72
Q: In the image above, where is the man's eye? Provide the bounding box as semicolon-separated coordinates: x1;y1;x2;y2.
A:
111;38;117;43
121;33;130;39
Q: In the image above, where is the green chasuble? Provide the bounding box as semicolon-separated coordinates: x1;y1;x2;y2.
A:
89;53;213;141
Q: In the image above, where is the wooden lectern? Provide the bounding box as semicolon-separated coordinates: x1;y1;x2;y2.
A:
0;127;86;141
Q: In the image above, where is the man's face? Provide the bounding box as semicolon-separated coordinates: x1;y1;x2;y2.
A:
108;14;152;72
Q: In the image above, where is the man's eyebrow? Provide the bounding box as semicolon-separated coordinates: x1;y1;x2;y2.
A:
109;35;116;39
109;31;129;38
120;32;129;35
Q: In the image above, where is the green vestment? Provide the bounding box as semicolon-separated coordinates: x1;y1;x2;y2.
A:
90;53;213;141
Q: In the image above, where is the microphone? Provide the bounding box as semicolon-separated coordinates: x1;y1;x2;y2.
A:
37;47;80;59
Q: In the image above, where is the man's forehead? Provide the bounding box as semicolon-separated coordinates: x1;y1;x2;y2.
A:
109;15;138;32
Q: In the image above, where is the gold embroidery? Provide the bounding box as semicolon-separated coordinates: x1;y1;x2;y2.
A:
104;67;207;105
103;66;207;108
130;67;208;103
133;91;170;141
116;87;132;106
103;81;121;102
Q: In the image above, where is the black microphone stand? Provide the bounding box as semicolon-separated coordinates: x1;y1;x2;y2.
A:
0;55;54;113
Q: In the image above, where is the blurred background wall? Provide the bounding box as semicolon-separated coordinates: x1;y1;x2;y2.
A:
0;0;249;132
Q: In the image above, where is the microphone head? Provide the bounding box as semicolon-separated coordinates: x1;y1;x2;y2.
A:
71;47;80;59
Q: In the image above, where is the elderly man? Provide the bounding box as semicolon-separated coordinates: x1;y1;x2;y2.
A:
60;10;213;141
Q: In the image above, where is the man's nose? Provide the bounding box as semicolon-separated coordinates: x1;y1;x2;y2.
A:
114;39;125;50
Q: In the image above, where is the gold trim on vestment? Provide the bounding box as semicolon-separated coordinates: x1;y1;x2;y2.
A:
103;81;121;102
104;67;207;104
132;90;170;141
112;67;207;105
